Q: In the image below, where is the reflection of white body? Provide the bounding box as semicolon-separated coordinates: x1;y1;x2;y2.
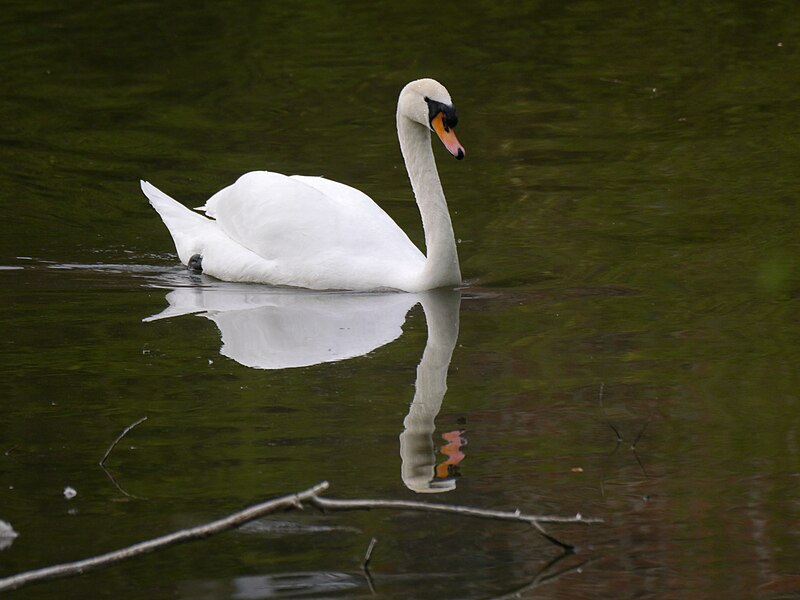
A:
145;285;461;492
146;286;418;369
141;78;465;292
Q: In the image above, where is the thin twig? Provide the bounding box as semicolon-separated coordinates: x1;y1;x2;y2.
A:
362;537;378;569
361;537;378;595
530;520;574;552
488;553;594;600
598;383;622;447
362;565;377;596
0;481;330;593
99;417;148;467
607;422;622;443
633;449;649;478
631;419;650;477
632;419;649;449
308;496;601;525
100;464;139;499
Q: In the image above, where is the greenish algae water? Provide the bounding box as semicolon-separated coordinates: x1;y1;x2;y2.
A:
1;1;800;598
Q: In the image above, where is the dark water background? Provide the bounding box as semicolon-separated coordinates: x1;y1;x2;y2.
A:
2;1;800;598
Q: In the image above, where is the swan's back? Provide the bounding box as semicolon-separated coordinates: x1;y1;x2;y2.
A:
156;171;427;290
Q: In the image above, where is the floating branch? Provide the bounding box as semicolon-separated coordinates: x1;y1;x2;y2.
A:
308;495;601;525
0;481;601;593
308;495;600;551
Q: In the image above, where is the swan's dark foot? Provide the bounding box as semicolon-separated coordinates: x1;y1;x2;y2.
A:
187;254;203;273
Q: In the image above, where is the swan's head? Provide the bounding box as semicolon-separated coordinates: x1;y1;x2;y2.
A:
398;78;465;160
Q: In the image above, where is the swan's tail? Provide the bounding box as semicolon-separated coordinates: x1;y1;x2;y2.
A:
141;180;215;265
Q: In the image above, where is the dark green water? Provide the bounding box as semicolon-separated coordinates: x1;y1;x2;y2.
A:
2;1;800;598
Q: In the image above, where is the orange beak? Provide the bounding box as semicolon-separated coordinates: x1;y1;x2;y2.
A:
432;112;465;160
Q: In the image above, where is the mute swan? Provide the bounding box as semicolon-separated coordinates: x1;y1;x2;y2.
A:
141;78;465;292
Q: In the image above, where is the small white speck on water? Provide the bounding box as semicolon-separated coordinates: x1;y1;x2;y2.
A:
63;486;77;500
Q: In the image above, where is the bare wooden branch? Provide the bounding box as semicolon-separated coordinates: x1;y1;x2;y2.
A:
0;481;330;593
99;416;148;467
308;496;602;525
308;496;600;551
0;482;601;593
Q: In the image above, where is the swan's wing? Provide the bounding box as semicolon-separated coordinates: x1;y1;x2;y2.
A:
199;171;425;268
142;180;281;283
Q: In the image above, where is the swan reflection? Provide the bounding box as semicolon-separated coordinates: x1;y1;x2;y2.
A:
145;284;464;493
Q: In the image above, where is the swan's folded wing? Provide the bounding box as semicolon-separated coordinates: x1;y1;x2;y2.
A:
142;180;282;283
201;171;425;268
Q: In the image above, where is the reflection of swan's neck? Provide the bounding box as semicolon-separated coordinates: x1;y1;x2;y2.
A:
400;290;461;493
397;114;461;289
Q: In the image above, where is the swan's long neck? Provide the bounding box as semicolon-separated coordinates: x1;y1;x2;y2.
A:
397;114;461;289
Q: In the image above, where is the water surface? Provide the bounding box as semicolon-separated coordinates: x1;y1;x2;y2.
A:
2;1;800;598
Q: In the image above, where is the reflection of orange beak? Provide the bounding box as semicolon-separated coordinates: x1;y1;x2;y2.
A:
435;430;467;480
432;113;465;160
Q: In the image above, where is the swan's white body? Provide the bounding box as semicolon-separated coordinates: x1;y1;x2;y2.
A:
142;78;464;292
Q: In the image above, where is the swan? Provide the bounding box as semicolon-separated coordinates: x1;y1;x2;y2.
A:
141;78;465;292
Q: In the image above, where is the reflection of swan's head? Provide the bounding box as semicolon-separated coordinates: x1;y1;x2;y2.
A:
398;78;464;160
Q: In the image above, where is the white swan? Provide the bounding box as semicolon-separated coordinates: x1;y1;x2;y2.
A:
141;78;465;292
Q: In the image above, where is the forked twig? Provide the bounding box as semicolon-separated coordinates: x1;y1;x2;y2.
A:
309;496;599;551
361;537;378;595
488;553;595;600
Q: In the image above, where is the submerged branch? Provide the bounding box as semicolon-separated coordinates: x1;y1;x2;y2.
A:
0;481;330;593
0;482;601;593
